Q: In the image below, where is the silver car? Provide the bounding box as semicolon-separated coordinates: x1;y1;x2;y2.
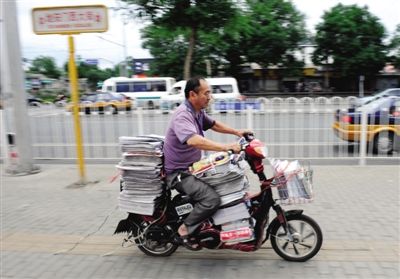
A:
354;88;400;107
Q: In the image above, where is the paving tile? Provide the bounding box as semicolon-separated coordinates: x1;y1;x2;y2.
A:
1;164;399;279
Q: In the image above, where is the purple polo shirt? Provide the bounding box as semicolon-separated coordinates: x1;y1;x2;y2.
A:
164;100;215;174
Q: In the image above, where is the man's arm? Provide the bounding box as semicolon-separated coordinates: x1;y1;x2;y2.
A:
187;134;240;152
210;120;243;137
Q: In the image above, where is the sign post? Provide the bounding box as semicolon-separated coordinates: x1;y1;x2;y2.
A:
68;35;86;183
32;5;108;184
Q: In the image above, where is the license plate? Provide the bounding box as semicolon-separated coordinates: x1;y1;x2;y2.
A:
220;227;253;242
175;203;193;216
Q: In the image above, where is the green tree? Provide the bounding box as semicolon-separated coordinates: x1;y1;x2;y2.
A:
139;2;305;80
63;61;117;90
79;64;110;90
121;0;236;79
199;10;252;79
141;25;188;79
313;4;387;85
244;0;307;69
29;56;61;79
140;22;246;79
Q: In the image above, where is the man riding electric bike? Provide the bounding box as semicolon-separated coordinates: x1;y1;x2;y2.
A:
114;78;323;261
163;77;249;248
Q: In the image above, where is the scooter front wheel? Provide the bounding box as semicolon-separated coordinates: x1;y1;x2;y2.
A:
270;214;322;262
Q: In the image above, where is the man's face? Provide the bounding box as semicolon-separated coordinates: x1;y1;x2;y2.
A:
190;79;212;111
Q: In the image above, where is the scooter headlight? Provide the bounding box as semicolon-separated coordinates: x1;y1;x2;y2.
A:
247;139;267;159
254;146;267;158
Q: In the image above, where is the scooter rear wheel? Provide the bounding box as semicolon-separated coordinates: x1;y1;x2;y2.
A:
135;223;178;257
270;214;322;262
138;241;178;257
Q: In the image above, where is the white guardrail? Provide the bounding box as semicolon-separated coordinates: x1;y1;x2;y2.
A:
1;96;399;165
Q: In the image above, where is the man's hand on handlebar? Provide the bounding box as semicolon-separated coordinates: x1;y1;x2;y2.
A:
235;129;253;138
225;143;241;154
224;131;255;153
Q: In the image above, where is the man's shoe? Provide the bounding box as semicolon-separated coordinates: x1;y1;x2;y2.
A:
176;235;201;251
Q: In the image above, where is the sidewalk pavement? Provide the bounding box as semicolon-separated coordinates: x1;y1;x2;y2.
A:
1;163;399;279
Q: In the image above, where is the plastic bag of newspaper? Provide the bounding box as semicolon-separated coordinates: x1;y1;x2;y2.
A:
269;158;314;205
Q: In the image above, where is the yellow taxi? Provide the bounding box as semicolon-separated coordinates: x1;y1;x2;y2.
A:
333;97;400;154
66;92;132;114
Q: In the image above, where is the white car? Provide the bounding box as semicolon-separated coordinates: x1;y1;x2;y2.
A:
160;77;242;111
354;88;400;107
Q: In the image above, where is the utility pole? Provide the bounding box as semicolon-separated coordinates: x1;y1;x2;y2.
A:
122;19;128;77
96;35;127;77
1;0;40;175
205;59;211;77
359;75;365;97
110;4;130;77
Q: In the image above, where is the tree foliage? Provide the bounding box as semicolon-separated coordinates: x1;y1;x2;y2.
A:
140;10;250;80
120;0;236;79
118;1;392;91
77;63;114;90
127;0;306;79
199;10;252;79
313;4;387;78
63;61;117;90
244;0;307;68
29;56;61;79
141;25;188;79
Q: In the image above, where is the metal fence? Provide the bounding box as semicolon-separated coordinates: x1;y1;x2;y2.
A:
1;96;399;164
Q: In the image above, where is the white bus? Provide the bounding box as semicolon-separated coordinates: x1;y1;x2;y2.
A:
160;77;243;111
101;77;176;109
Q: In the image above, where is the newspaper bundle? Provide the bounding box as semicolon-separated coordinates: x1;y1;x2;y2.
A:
194;153;254;242
117;135;165;215
192;152;250;206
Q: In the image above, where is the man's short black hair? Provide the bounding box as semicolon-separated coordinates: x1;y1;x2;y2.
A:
185;76;205;99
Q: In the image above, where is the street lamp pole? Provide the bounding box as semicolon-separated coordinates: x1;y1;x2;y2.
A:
96;31;128;77
122;19;128;77
103;5;131;77
205;59;211;77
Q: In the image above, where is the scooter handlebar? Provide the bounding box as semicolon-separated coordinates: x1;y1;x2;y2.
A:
242;132;255;142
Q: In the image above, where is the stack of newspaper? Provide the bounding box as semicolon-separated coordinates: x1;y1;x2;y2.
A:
117;135;165;215
193;153;249;206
